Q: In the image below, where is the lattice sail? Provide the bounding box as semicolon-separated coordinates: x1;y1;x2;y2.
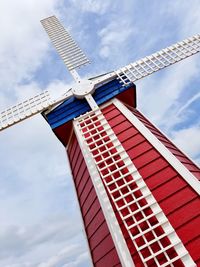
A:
0;91;51;131
74;108;196;267
115;34;200;85
41;16;90;71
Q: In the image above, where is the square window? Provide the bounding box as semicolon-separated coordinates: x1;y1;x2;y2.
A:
149;215;158;226
154;226;164;237
102;169;109;177
145;231;155;242
117;160;124;168
116;199;125;208
166;247;177;260
113;171;121;179
157;253;168;265
120;207;129;217
143;207;153;217
117;179;124;187
108;183;116;191
129;182;137;191
104;176;112;183
145;258;156;266
135;211;144;222
96;155;103;163
125;194;133;203
130;203;138;212
134;189;143;198
140;246;151;258
172;259;185;267
151;242;161;253
91;129;97;135
135;236;145;247
113;191;121;199
130;226;139;236
122;187;129;195
125;217;134;227
138;198;147;207
125;175;132;183
139;221;149;231
160;236;171;249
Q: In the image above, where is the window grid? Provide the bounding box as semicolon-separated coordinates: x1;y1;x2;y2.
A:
75;109;193;267
116;34;200;86
41;16;90;71
0;91;51;130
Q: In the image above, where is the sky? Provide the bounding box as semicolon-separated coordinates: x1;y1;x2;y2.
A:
0;1;199;266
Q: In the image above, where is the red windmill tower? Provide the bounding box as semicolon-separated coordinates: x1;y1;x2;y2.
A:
0;16;200;267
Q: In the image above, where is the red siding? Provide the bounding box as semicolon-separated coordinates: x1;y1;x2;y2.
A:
67;132;122;267
131;108;200;180
102;103;200;266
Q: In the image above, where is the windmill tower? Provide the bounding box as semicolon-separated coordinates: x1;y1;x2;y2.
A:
0;15;200;267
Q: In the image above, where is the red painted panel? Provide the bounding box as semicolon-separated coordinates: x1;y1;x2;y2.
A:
102;103;200;266
151;176;186;202
87;210;105;239
95;247;121;267
168;197;200;227
79;189;95;211
67;132;122;267
89;221;110;249
186;236;200;263
132;108;200;180
83;198;101;228
177;216;200;244
145;166;177;189
159;186;197;214
92;234;119;264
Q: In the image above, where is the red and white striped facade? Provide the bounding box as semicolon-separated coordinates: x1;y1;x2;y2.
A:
64;93;200;267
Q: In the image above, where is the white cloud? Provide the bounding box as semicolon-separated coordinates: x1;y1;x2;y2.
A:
171;125;200;161
0;1;200;266
0;214;87;266
176;91;200;116
69;0;112;15
138;56;200;129
38;245;90;267
136;1;200;133
99;19;134;60
0;0;60;91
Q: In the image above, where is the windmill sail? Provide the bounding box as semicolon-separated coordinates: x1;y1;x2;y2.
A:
0;91;51;131
0;90;73;131
41;16;90;72
114;34;200;86
0;13;200;266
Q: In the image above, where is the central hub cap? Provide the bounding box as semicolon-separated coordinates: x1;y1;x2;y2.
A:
72;79;95;99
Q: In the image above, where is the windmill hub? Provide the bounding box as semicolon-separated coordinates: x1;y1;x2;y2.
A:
72;79;95;99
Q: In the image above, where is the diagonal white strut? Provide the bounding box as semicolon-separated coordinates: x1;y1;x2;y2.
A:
0;90;73;131
41;15;90;82
91;34;200;87
114;34;200;85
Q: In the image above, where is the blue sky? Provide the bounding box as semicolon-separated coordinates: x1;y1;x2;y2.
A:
0;1;199;266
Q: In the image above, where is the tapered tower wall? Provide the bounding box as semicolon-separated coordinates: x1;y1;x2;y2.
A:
66;99;200;266
67;131;122;267
101;100;200;266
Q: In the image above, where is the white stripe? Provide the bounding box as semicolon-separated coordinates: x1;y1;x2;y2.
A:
113;98;200;195
73;113;135;267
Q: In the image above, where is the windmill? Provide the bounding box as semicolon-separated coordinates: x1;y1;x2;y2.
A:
0;15;200;267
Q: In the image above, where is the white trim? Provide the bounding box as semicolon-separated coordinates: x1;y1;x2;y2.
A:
66;154;94;267
138;109;200;169
73;114;134;267
113;98;200;196
73;107;196;267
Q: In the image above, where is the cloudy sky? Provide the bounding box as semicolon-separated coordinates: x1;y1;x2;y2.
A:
0;1;199;266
